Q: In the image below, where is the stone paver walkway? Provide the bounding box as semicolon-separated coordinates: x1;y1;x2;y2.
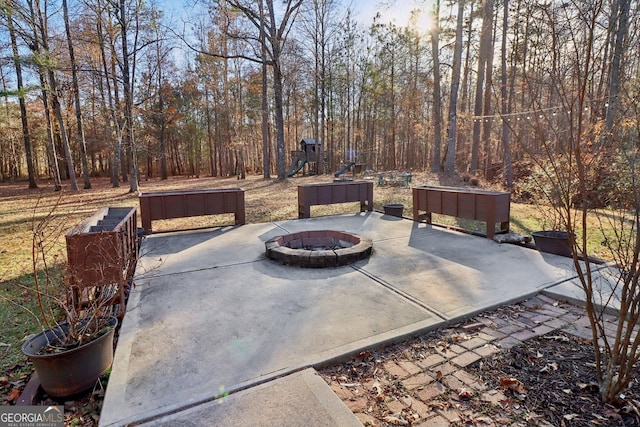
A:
321;293;615;426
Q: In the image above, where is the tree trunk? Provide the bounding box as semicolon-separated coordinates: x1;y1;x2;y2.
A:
273;61;287;180
430;1;443;172
260;0;270;178
63;0;91;189
26;0;61;190
444;0;465;174
204;86;216;176
7;5;37;189
471;0;494;175
119;0;138;192
500;0;513;188
94;0;122;187
481;11;495;180
604;0;630;135
31;0;78;191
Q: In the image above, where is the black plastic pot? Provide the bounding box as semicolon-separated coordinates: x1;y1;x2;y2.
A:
22;316;117;398
531;231;573;257
383;204;404;218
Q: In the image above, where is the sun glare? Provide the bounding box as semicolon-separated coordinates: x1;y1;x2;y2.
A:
408;8;433;34
351;0;436;32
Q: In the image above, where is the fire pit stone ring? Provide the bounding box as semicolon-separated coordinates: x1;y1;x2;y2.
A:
265;230;373;268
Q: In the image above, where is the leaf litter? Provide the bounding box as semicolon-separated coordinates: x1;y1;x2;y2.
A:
320;300;640;426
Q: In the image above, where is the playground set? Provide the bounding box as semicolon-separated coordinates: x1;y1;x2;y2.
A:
287;139;323;177
287;139;411;185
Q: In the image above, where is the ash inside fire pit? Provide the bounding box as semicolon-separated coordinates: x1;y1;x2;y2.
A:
265;230;373;268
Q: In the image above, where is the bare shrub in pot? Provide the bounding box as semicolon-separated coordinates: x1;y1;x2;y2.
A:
512;3;640;403
9;196;119;398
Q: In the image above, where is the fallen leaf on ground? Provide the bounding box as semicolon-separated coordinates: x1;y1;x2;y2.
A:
540;362;558;372
371;381;385;401
6;389;20;403
457;388;474;399
500;377;527;395
339;382;361;387
383;415;409;425
355;351;371;361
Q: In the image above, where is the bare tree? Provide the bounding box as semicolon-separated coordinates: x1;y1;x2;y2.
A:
114;0;139;192
62;0;91;189
208;0;304;180
3;1;37;188
604;0;630;136
259;0;270;178
524;0;640;402
499;0;513;188
470;0;494;175
29;0;78;191
430;0;443;172
444;0;465;174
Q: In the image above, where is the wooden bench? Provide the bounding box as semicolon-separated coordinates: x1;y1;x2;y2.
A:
139;188;245;234
298;181;374;218
412;186;510;239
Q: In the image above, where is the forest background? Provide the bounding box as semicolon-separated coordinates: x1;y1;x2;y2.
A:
0;0;635;192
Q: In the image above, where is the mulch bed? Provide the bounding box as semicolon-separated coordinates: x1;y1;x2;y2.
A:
320;301;640;427
1;357;108;427
470;332;640;426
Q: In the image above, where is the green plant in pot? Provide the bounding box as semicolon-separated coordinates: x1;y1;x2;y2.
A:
17;198;118;399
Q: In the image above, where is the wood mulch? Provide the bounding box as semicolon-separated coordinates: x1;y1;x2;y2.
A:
320;296;640;427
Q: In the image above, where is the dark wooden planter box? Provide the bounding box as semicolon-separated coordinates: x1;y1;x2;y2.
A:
66;207;138;317
412;186;510;239
298;181;374;218
139;188;245;234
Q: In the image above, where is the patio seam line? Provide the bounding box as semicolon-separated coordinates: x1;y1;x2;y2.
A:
541;264;621;316
135;259;264;279
270;221;291;234
350;264;449;321
535;263;609;293
113;366;312;427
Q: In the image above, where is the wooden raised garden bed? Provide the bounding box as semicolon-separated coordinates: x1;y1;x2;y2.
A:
66;207;138;317
139;188;245;234
298;181;374;219
412;186;510;239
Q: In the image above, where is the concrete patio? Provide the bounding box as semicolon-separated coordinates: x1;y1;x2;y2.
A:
99;212;587;426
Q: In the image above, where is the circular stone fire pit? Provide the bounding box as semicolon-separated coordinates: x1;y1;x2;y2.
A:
265;230;373;268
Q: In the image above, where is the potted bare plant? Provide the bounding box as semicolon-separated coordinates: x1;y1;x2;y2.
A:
521;164;574;257
17;197;119;399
